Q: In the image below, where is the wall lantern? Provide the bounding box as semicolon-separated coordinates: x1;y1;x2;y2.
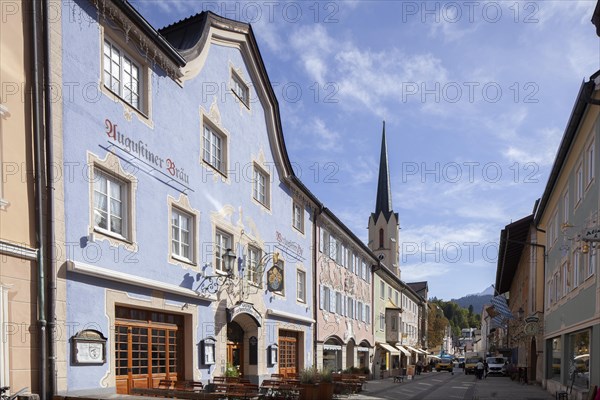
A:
268;344;278;366
195;248;237;295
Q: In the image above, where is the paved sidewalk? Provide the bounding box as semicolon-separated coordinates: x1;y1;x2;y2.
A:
472;376;554;400
356;370;450;397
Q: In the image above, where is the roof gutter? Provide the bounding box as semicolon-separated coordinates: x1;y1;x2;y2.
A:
113;0;186;67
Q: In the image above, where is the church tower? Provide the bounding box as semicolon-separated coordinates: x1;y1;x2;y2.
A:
368;122;400;278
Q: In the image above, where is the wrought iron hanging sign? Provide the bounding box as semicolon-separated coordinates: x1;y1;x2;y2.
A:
266;264;284;292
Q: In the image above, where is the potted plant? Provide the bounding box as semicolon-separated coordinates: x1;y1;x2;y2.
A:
298;367;319;400
225;363;240;379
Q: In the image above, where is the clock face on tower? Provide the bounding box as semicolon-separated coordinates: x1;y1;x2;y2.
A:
378;253;385;261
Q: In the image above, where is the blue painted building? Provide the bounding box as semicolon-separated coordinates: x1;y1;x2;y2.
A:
58;0;317;394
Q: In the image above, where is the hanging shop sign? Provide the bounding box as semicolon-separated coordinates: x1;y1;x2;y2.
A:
266;264;284;293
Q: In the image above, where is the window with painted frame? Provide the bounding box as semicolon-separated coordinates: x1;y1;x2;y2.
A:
576;164;584;205
379;313;384;330
365;305;371;324
296;269;306;303
292;201;304;233
562;262;568;297
358;301;363;321
246;246;262;286
322;285;331;310
563;190;569;224
202;122;227;175
93;169;129;240
335;292;342;314
586;140;595;187
102;37;145;113
171;207;194;263
252;163;270;208
347;297;354;319
231;70;250;107
391;316;397;331
214;230;233;273
380;281;385;299
588;249;596;277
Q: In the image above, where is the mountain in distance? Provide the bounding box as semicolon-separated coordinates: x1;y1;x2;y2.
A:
450;285;494;314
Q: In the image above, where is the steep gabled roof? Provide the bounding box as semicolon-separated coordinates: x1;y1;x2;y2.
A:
534;73;599;224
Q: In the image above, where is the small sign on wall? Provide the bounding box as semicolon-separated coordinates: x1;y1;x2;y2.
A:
71;329;107;365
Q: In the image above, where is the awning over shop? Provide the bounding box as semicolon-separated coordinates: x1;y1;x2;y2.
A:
406;345;426;354
377;343;400;355
395;345;411;357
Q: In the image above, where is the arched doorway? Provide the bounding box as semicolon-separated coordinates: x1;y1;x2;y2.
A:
227;321;244;376
529;337;537;382
226;302;262;380
323;337;343;372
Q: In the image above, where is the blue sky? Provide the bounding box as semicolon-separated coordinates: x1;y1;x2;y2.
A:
131;0;600;301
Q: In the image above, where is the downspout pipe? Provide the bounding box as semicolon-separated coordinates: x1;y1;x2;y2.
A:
312;205;324;369
42;0;57;396
31;0;48;398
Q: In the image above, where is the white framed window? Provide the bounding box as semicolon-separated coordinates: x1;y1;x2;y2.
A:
573;253;580;289
347;297;354;319
296;269;306;303
562;262;568;296
322;285;331;310
576;164;584;204
365;305;371;325
203;124;226;174
357;301;363;321
388;287;392;299
215;230;233;272
380;281;385;299
231;70;250;106
93;170;128;238
379;313;384;330
103;39;141;110
563;191;569;224
292;201;304;233
171;208;193;262
334;292;342;314
247;246;262;286
252;164;270;208
588;250;596;277
587;140;595;186
394;291;399;306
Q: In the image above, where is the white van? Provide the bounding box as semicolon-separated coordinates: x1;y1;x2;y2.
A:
486;357;507;376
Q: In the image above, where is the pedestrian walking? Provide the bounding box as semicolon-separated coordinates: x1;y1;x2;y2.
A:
416;360;423;375
483;360;489;379
476;359;484;380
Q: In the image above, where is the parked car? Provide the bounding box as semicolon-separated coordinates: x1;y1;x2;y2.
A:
486;357;507;376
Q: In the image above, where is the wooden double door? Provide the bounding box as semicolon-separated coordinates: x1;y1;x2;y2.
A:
115;307;183;394
278;330;299;376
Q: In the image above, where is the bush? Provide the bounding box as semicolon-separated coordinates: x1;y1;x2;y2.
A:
299;367;318;384
225;363;240;377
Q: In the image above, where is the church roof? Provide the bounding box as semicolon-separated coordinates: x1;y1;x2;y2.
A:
373;122;394;221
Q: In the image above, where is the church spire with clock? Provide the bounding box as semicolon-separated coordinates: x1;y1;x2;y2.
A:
368;121;401;278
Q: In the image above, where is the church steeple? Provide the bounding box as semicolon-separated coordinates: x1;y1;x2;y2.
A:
368;121;400;277
374;121;393;221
